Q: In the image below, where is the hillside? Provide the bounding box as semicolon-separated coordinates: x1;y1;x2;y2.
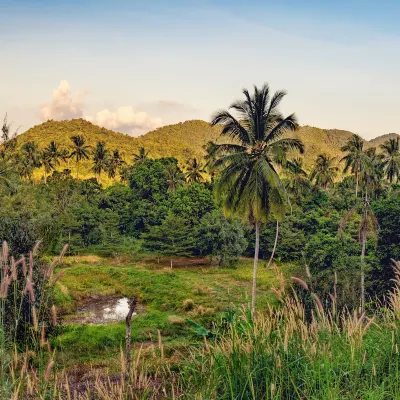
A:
16;118;399;181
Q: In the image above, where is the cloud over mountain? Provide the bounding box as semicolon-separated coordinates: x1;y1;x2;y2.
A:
85;106;163;137
39;80;85;121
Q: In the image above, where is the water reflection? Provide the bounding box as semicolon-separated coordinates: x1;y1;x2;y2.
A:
70;297;142;324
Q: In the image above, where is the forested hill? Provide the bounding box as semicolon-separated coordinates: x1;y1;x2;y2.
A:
16;118;399;179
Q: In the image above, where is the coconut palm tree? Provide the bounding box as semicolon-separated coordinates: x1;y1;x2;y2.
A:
340;152;379;313
70;135;91;179
380;137;400;183
133;147;149;165
341;134;370;197
91;141;109;182
41;151;55;183
211;84;302;316
203;141;219;182
285;158;311;198
165;164;185;192
185;158;206;183
310;154;338;189
107;150;126;181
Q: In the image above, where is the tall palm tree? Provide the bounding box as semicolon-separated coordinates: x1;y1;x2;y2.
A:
91;141;109;182
340;134;370;197
380;137;400;183
41;151;55;183
107;150;126;181
203;141;219;182
70;135;91;179
340;151;379;313
285;157;311;198
165;164;185;192
310;154;338;189
185;158;206;183
133;147;149;165
211;84;302;316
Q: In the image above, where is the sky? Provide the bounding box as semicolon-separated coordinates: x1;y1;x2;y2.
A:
2;0;400;139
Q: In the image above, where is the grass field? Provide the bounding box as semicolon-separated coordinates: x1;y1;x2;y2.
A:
52;254;296;369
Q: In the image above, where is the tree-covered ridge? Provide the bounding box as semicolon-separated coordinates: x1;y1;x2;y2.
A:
16;118;399;182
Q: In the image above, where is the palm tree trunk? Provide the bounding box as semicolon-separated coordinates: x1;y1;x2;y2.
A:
360;232;366;313
76;161;79;180
251;221;260;317
266;220;279;269
355;171;359;198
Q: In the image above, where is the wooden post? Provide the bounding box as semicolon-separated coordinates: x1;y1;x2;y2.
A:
125;297;137;384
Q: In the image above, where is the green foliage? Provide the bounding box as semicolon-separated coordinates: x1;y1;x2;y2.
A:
196;210;247;267
142;214;196;263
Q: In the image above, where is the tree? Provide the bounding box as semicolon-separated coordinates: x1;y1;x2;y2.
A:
107;150;125;181
142;214;195;267
211;84;302;315
164;163;185;192
133;147;149;165
185;158;206;183
203;141;219;182
91;141;109;182
20;141;42;182
41;151;55;183
70;135;91;179
197;210;247;267
285;158;311;199
340;134;370;197
310;154;338;189
380;137;400;183
339;151;379;313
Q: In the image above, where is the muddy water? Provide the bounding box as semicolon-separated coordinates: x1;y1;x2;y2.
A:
68;297;145;324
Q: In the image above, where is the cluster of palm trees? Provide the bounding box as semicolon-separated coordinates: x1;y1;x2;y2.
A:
207;84;400;316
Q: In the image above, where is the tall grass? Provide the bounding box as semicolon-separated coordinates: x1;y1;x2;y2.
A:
2;242;400;399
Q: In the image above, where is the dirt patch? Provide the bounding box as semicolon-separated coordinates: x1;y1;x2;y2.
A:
65;297;146;324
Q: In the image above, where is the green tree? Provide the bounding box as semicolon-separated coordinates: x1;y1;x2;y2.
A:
91;141;109;182
310;154;338;189
197;210;247;267
285;158;311;199
211;84;302;315
164;163;185;193
107;150;125;181
185;158;206;183
41;151;55;183
143;214;195;267
380;137;400;183
340;134;370;197
133;147;149;165
203;141;219;182
70;135;91;179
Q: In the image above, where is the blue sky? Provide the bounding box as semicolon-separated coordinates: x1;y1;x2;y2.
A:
2;0;400;138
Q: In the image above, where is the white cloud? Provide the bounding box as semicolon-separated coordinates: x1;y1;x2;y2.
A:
86;106;163;137
39;80;85;121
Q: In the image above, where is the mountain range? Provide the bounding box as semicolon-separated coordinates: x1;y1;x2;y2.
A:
16;118;399;182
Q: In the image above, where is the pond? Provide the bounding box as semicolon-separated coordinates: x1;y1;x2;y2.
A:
67;297;145;324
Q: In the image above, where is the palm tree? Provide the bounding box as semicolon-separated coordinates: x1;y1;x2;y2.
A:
133;147;149;165
310;154;338;189
107;150;126;181
285;158;311;198
165;164;185;192
185;158;206;183
340;134;370;197
203;141;219;181
41;151;55;183
380;138;400;183
0;159;13;187
91;141;109;182
211;84;302;316
340;151;379;313
70;135;91;179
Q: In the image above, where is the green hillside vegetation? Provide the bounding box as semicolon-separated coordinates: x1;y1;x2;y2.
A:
17;118;399;184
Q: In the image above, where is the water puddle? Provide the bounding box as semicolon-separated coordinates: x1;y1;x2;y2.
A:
67;297;145;324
